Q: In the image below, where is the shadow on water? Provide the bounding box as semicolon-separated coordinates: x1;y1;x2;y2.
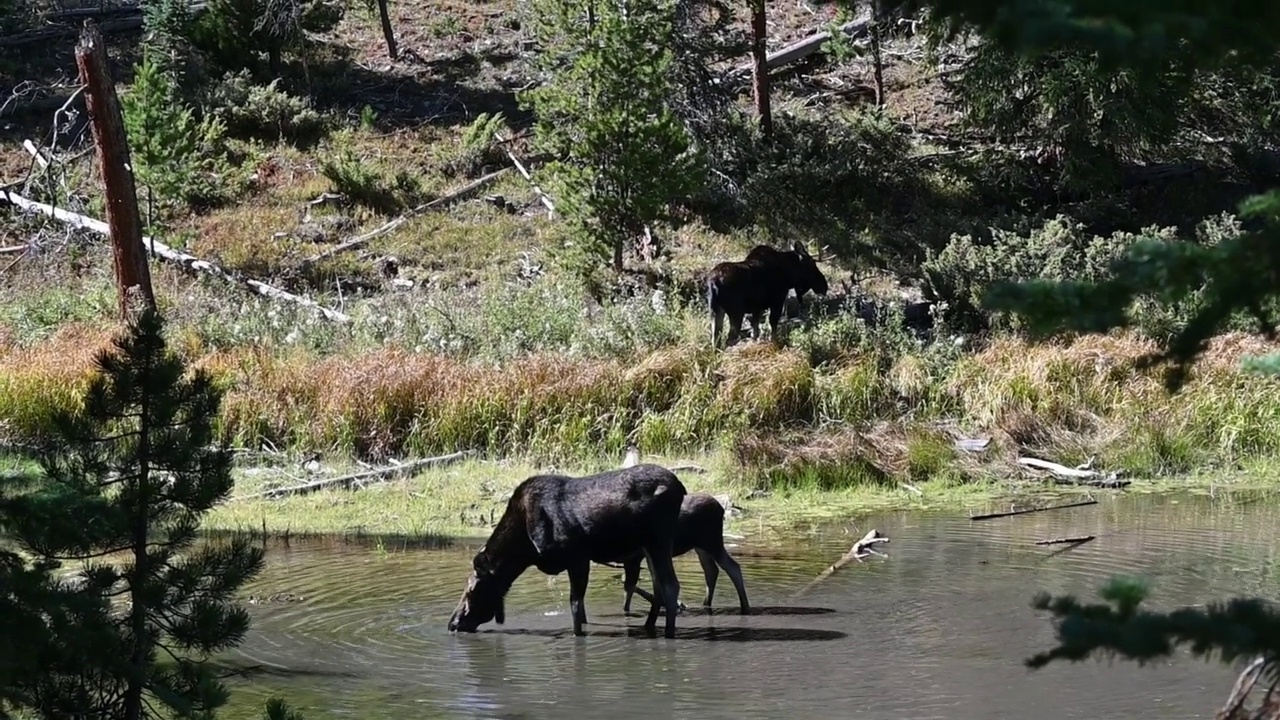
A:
473;625;847;642
217;489;1280;720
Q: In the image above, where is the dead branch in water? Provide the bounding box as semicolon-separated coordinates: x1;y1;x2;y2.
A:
969;499;1099;521
305;167;511;263
1215;656;1279;720
1034;535;1096;546
234;451;475;500
793;529;889;597
0;190;352;323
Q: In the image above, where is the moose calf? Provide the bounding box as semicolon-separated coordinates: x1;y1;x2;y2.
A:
621;492;750;616
447;464;686;639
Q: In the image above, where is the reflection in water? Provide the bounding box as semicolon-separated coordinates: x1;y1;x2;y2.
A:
218;491;1280;719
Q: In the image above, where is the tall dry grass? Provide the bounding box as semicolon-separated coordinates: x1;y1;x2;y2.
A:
5;325;1280;487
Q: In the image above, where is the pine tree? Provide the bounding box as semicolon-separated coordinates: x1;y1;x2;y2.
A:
0;307;264;720
522;0;707;273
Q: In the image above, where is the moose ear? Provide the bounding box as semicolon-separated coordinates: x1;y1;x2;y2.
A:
792;240;809;257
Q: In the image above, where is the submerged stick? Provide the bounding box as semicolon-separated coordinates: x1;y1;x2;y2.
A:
793;529;889;597
969;499;1098;521
1034;535;1096;546
234;451;474;500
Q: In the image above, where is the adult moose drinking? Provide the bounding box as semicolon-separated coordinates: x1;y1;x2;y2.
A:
706;241;830;348
446;464;687;639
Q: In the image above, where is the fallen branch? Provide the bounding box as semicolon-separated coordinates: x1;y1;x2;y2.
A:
722;19;872;86
22;140;49;169
969;499;1099;521
235;451;474;500
306;167;511;263
1034;535;1096;546
495;131;555;217
1017;456;1131;489
0;189;351;323
793;529;889;597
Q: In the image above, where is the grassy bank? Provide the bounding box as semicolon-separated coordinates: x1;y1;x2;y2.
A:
203;452;1280;539
6;303;1280;535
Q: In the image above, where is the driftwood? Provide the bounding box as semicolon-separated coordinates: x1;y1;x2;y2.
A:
305;167;510;263
969;499;1099;521
235;451;474;500
1035;535;1096;546
0;190;352;323
495;131;555;217
1215;656;1280;720
794;529;889;597
1017;456;1131;489
722;19;872;85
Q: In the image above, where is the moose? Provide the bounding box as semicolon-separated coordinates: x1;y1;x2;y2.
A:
618;492;750;616
447;464;687;639
706;241;830;348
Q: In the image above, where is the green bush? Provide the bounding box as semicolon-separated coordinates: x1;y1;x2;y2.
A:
205;70;331;144
922;213;1247;338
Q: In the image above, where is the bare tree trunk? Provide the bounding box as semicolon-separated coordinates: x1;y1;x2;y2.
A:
750;0;772;138
870;0;885;107
75;20;156;320
376;0;398;60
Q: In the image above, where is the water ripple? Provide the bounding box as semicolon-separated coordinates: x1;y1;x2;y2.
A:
220;491;1280;720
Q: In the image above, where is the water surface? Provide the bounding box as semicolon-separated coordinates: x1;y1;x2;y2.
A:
220;490;1280;719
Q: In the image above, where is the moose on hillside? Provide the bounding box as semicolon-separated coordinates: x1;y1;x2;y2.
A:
447;464;687;639
619;492;750;616
706;241;830;348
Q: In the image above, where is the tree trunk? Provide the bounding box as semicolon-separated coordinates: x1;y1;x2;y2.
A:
870;0;885;106
750;0;772;138
75;20;156;320
376;0;398;60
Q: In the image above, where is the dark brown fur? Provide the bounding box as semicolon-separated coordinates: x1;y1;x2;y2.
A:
447;464;687;638
706;241;830;348
621;493;750;615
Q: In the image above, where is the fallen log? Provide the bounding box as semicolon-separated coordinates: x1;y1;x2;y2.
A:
793;529;889;597
495;131;555;217
721;19;872;85
235;451;474;500
1035;535;1096;546
1017;456;1131;489
0;189;352;323
969;499;1099;521
305;167;511;263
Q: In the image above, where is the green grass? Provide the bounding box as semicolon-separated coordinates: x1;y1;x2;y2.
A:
202;453;1280;539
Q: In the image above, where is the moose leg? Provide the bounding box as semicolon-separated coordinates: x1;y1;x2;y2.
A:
749;312;764;340
643;548;682;639
622;556;651;615
567;560;590;636
726;313;745;346
716;548;751;615
694;547;720;607
711;307;725;348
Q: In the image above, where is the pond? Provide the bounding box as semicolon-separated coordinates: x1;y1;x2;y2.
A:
218;490;1280;719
